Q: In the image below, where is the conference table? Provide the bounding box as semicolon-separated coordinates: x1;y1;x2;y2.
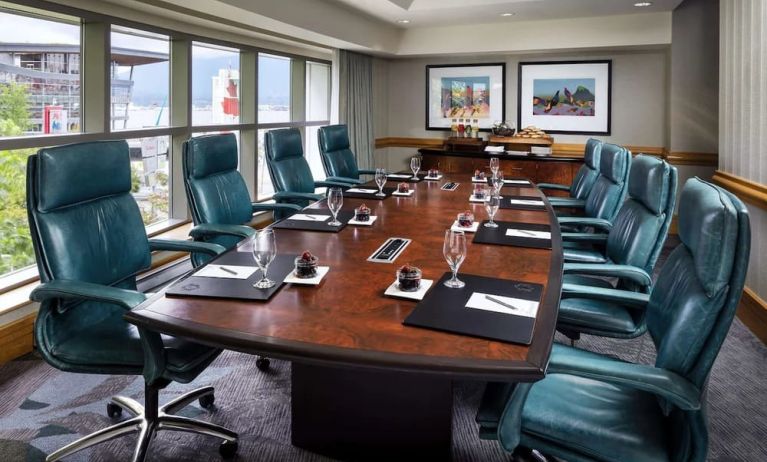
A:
125;172;563;461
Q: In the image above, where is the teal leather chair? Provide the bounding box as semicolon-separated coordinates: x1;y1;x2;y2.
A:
550;143;631;226
264;128;354;216
538;138;602;202
477;178;750;462
318;124;376;184
27;141;238;462
556;155;677;341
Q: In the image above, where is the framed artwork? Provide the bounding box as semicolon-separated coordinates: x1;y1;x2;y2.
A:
518;60;612;135
425;63;505;131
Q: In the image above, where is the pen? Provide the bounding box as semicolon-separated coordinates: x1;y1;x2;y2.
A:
485;295;520;311
303;214;317;220
220;266;238;276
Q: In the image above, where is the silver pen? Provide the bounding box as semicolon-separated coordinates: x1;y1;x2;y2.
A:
220;266;238;276
485;294;520;311
303;214;317;220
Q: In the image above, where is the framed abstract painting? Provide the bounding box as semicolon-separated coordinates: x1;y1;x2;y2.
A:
518;60;612;135
425;63;505;131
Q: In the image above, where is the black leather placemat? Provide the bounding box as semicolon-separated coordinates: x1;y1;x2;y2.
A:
499;195;547;211
403;272;543;345
344;187;395;200
472;221;552;249
271;210;354;232
165;253;294;301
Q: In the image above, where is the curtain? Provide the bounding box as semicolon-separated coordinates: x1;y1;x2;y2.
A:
339;50;375;170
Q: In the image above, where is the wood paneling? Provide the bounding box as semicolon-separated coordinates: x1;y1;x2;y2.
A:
0;313;35;364
737;287;767;345
712;170;767;212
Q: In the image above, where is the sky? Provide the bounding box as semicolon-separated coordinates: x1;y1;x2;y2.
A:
533;78;595;98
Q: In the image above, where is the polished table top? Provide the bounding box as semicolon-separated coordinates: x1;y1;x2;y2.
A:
126;174;563;381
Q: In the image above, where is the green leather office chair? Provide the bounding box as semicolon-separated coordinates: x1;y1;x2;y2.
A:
477;177;750;462
264;128;355;216
550;143;631;226
537;138;602;201
318;124;376;184
27;141;238;462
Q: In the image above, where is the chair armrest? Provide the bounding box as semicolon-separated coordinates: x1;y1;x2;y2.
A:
252;202;303;213
564;263;652;287
560;232;609;244
315;180;353;189
31;280;147;310
358;169;377;175
558;216;613;230
272;191;323;202
549;197;586;208
189;223;255;240
547;344;701;411
562;248;608;263
562;283;650;307
149;238;226;256
536;183;571;192
327;176;362;185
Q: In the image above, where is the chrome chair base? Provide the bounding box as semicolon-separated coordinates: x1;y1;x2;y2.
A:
46;385;238;462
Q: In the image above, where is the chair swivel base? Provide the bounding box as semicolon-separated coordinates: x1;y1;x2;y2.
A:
46;384;238;462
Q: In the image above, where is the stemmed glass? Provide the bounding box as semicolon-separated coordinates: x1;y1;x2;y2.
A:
443;229;467;288
375;168;387;197
410;156;421;180
252;229;277;289
484;192;501;228
489;157;500;177
492;170;504;198
327;187;344;226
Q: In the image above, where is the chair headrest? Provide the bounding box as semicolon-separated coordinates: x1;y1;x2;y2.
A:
629;155;673;215
319;125;350;153
584;138;602;169
36;141;131;212
599;143;629;183
678;178;739;297
184;133;238;179
266;128;304;161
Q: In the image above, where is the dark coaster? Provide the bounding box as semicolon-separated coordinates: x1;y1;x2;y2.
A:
403;272;543;345
166;253;295;301
271;210;354;233
472;221;552;249
344;187;395;200
499;195;547;211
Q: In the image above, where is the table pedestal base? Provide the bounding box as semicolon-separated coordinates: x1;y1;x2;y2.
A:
291;362;453;461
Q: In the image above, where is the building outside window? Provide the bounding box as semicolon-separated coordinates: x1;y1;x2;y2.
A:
192;42;240;126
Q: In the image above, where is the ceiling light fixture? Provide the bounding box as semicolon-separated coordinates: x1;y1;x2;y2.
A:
500;13;515;17
634;2;653;6
396;19;410;24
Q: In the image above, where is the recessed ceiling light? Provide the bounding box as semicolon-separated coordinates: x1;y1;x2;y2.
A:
500;13;515;17
396;19;410;24
634;2;653;6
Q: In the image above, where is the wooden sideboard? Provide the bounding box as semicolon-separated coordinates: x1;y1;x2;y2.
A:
418;148;582;191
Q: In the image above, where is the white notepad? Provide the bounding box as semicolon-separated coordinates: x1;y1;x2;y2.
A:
505;229;551;239
465;292;539;318
346;188;378;194
289;214;330;222
505;179;531;185
387;174;412;179
509;199;545;206
195;265;258;280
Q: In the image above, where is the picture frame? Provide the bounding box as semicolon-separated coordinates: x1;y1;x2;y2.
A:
425;63;506;131
517;60;612;135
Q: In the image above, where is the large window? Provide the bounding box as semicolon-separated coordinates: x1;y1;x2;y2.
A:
258;53;291;124
126;136;170;225
306;61;330;122
192;43;240;126
110;27;169;131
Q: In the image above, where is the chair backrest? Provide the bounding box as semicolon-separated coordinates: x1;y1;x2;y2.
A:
584;143;631;221
183;133;252;252
27;140;150;286
569;138;602;199
605;155;677;274
264;128;316;194
318;124;359;179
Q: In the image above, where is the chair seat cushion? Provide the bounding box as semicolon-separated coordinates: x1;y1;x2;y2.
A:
521;373;670;462
558;298;638;335
562;274;614;289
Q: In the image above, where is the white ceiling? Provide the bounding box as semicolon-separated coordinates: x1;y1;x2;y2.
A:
330;0;684;27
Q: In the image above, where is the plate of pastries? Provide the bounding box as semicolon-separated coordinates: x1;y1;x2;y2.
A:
514;126;551;139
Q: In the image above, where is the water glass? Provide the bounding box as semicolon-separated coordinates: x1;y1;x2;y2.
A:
489;157;500;176
410;156;421;180
492;171;504;198
484;193;500;228
375;168;387;197
327;187;344;226
252;229;277;289
443;229;467;288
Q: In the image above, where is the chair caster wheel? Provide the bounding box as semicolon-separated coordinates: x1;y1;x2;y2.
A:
199;393;215;409
256;357;270;371
219;440;238;459
107;403;122;419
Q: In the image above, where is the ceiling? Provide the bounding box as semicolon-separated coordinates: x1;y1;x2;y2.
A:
330;0;685;27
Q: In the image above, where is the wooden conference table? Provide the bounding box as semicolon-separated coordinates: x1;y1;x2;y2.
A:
126;173;563;461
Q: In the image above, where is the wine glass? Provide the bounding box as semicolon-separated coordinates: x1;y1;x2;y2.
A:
492;170;504;198
252;229;277;289
410;156;421;180
443;230;467;288
489;157;500;176
375;168;387;197
327;187;344;226
484;192;500;228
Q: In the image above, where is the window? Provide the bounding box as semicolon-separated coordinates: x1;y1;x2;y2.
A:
257;129;275;199
306;61;330;121
258;53;291;123
192;43;240;126
305;125;326;180
0;146;39;275
0;10;81;137
110;26;169;131
126;136;170;225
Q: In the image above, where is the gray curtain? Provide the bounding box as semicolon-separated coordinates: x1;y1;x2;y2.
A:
339;50;375;170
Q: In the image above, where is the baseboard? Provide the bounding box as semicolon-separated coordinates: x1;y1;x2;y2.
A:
0;312;35;364
737;287;767;345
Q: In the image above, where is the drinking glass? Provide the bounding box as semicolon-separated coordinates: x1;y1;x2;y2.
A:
484;193;500;228
327;187;344;226
489;157;500;176
410;156;421;180
375;168;387;197
443;229;467;288
252;229;277;289
492;170;504;198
